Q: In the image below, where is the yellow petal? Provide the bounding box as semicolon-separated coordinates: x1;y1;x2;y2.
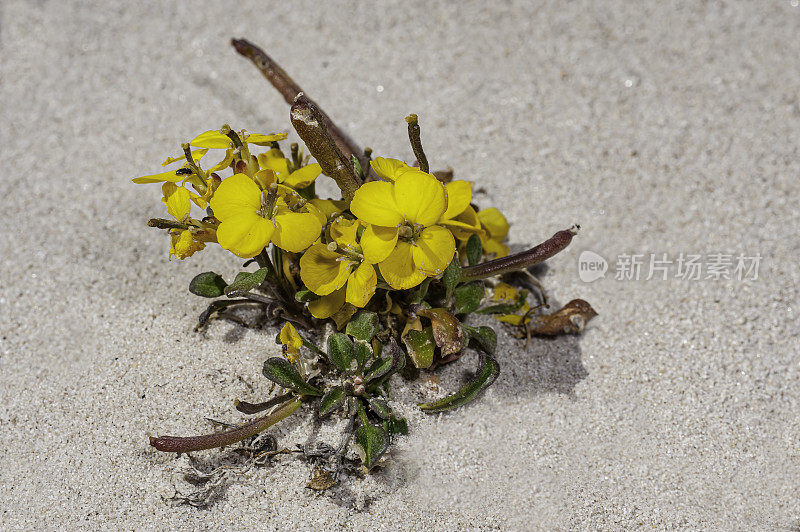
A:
360;224;398;264
350;181;404;227
299;244;352;295
216;213;274;258
209;173;261;220
254;169;278;191
161;183;191;220
169;229;205;260
308;288;346;319
482;237;509;258
245;132;288;145
279;322;303;352
345;262;377;308
411;225;455;275
189;130;233;149
272;211;323;253
492;282;519;303
441;180;472;220
370;157;410;182
496;314;526;326
207;149;234;173
161;148;209;166
310;198;348;220
379;241;427;289
478;207;510;241
393;170;446;226
132;169;183;184
330;217;360;250
284;163;322;189
257;149;289;180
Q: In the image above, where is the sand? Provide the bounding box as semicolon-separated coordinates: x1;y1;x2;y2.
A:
2;0;799;529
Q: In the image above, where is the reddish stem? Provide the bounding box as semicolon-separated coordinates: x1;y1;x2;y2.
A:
149;397;301;453
460;226;579;282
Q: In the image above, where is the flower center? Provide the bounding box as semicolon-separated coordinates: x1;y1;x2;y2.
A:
398;222;425;243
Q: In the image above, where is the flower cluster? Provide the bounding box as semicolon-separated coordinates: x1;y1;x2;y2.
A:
134;126;512;319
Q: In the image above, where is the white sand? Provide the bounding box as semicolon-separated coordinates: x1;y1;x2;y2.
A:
2;0;799;528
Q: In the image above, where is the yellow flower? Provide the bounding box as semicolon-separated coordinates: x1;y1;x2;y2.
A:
257;149;322;189
477;207;510;258
300;218;378;318
279;322;303;364
210;173;323;258
350;169;456;289
169;229;205;260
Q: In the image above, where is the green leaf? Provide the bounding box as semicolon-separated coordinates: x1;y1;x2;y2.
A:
355;413;389;471
295;288;319;303
189;271;228;298
367;397;391;419
319;387;345;418
419;353;500;413
462;325;497;355
345;311;380;342
454;282;484;314
351;155;364;180
262;357;322;396
327;333;355;373
384;416;409;437
354;341;372;370
443;258;462;301
224;267;269;295
365;356;393;382
403;327;436;369
466;234;483;266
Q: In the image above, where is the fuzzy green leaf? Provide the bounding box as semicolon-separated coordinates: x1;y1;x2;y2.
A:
327;333;355;372
385;416;409;436
367;397;391;419
403;327;436;369
454;282;484;314
466;234;483;266
345;311;380;342
462;325;497;355
262;357;322;396
365;355;394;382
294;288;318;303
443;258;462;301
355;417;388;471
189;272;228;298
419;353;500;413
354;341;372;370
224;267;268;295
319;387;345;418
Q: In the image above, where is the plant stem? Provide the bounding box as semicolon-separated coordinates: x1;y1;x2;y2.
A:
460;226;579;282
147;218;189;230
291;94;361;202
405;114;429;173
231;38;371;176
149;397;302;453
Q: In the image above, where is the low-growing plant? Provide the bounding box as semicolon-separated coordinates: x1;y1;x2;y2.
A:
139;39;596;487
